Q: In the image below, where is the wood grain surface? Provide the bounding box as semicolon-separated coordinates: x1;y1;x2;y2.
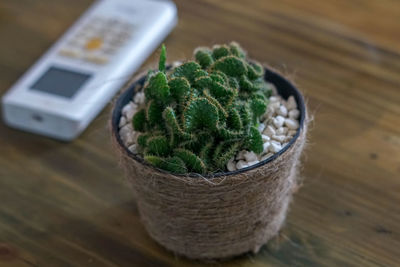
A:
1;0;399;266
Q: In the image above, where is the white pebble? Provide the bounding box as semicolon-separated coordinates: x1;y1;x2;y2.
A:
263;125;276;137
272;135;286;142
131;131;139;143
235;150;246;160
119;123;132;137
270;102;280;111
127;133;136;145
276;105;288;117
261;153;273;161
236;160;249;169
286;96;297;110
276;127;288;135
227;158;236;172
122;101;134;116
269;96;280;103
261;134;270;142
265;106;275;117
121;102;138;121
284;118;299;130
128;144;138;154
247;160;259;166
126;108;137;121
269;142;282;153
119;116;127;127
172;61;182;67
284;136;293;142
282;142;288;147
273;115;285;128
288;109;300;119
134;92;145;104
263;142;271;153
120;131;130;145
288;130;297;136
257;123;265;133
244;151;258;162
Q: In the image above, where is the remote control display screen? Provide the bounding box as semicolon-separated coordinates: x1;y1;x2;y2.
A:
30;66;91;98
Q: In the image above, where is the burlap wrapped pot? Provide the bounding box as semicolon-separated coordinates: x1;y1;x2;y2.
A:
111;66;308;260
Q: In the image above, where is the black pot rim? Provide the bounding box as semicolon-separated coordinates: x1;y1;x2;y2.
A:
111;66;306;179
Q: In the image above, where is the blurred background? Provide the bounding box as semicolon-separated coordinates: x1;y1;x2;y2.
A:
0;0;399;266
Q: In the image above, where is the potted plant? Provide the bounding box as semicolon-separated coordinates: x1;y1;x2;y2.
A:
111;42;307;260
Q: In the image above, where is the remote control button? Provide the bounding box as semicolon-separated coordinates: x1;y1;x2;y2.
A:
85;37;103;50
116;30;131;40
119;23;134;33
85;54;109;65
59;49;82;59
106;18;122;26
76;27;93;38
67;37;85;48
103;46;118;55
90;16;104;26
109;35;129;46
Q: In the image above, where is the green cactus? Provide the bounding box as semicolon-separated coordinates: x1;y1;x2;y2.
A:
131;42;272;174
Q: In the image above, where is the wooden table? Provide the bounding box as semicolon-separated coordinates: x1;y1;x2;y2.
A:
1;0;399;266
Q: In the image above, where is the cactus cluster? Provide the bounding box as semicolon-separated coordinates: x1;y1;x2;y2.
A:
132;42;273;174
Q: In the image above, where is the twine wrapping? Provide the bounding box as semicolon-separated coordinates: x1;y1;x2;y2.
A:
111;66;308;260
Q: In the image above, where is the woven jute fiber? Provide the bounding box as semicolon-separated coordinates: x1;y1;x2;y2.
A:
111;64;308;260
112;119;308;260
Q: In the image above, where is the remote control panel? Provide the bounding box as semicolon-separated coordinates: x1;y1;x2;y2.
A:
2;0;177;141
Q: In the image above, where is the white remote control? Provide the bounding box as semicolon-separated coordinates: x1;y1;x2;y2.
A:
2;0;177;141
